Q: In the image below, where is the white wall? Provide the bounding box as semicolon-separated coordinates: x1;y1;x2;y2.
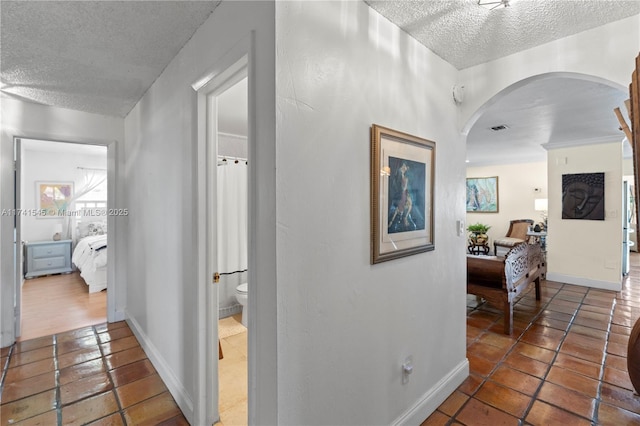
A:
458;14;638;292
20;147;107;242
0;98;125;346
466;161;547;247
547;142;624;290
276;2;467;424
123;2;276;423
218;132;248;159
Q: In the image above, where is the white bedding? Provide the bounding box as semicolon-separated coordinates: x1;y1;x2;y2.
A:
72;235;107;293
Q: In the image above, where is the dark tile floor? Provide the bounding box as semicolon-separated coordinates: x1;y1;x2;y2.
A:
5;257;640;425
0;321;188;425
422;255;640;425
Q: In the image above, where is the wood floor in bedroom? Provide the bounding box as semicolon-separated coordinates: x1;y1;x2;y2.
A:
19;272;107;341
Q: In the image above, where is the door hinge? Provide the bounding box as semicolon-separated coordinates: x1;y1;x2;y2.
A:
213;272;220;284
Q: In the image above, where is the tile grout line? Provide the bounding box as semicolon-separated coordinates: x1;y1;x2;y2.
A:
0;344;13;396
498;283;579;423
54;334;63;426
0;322;185;425
453;282;609;424
94;324;128;424
447;282;564;423
591;291;616;426
518;285;591;422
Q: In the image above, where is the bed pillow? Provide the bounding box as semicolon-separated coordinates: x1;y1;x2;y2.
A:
77;221;107;238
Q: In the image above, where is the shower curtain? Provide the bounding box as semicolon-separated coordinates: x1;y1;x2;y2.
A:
217;160;248;315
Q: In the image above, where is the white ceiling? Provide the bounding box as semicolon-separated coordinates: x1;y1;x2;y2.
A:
365;0;640;70
467;76;631;165
1;1;637;164
1;0;220;117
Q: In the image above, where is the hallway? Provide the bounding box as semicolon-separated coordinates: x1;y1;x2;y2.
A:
3;255;640;424
1;321;187;424
422;253;640;424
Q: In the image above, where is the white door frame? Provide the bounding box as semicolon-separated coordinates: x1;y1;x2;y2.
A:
193;41;250;425
14;138;23;338
12;136;118;339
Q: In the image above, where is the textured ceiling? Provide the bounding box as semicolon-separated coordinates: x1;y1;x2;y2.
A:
364;0;638;165
366;0;640;70
467;77;631;165
1;1;220;117
0;1;637;164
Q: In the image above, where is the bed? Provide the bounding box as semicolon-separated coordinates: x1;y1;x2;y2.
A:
72;230;107;293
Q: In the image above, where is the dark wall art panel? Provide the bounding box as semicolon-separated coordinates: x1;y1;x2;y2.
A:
562;172;605;220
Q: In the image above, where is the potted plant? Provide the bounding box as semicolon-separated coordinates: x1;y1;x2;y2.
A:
467;223;491;244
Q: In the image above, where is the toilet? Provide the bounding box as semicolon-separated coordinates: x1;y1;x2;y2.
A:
235;283;248;328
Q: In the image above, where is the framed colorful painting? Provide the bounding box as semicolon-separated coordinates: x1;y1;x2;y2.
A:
370;124;435;264
37;182;74;218
466;177;499;213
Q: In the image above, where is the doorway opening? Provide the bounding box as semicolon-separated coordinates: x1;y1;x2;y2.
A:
15;138;110;340
194;52;250;425
216;75;249;424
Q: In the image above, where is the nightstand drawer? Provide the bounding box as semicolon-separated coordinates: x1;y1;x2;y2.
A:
32;244;68;259
24;240;73;278
33;256;67;271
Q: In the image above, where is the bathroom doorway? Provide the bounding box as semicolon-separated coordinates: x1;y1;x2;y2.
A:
194;53;250;425
215;75;249;424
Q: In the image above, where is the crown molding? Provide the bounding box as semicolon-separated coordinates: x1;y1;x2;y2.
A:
541;135;624;151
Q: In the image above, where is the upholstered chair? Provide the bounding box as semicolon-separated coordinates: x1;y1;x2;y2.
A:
493;219;534;256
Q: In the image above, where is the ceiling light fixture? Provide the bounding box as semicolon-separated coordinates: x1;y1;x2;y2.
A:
477;0;511;10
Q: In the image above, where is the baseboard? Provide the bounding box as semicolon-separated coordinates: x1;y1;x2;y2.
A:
219;303;242;319
391;358;469;425
112;308;126;322
546;272;621;291
125;312;194;424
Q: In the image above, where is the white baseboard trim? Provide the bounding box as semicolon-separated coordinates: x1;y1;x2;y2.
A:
546;272;621;291
392;358;469;425
219;303;242;319
125;312;194;423
111;308;126;323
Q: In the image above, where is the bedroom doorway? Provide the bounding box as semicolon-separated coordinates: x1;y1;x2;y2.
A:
14;138;111;340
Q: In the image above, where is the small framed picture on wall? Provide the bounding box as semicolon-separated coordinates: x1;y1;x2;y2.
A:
370;124;435;264
466;176;499;213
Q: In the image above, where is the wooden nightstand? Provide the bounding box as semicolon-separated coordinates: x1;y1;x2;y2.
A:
24;240;73;279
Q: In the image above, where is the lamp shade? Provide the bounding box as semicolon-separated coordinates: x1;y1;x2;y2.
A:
535;198;548;211
53;223;63;234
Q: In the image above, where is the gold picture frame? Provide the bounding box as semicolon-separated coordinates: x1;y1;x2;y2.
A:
370;124;435;264
466;176;499;213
